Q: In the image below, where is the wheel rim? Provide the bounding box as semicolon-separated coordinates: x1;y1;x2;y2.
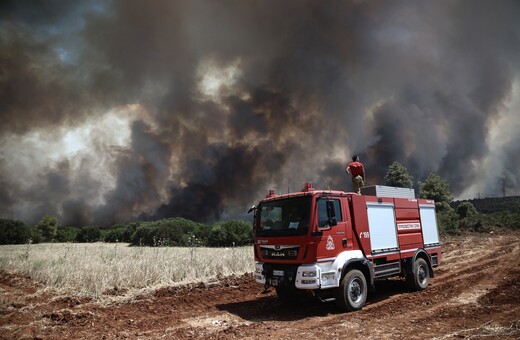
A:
418;264;427;285
348;278;363;304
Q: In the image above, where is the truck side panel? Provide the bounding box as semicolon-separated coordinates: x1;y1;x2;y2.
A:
394;198;424;250
418;199;442;266
349;195;372;254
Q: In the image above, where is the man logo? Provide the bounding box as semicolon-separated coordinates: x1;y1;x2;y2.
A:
275;245;281;250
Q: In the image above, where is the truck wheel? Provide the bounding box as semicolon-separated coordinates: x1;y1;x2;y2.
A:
407;258;430;291
335;269;367;311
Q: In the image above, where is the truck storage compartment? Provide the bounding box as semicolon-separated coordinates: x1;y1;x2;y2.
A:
366;202;399;254
419;203;440;247
394;198;423;248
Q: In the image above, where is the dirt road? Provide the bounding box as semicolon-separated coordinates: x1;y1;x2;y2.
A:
2;231;519;339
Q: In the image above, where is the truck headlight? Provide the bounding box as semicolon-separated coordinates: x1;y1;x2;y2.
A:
302;271;317;277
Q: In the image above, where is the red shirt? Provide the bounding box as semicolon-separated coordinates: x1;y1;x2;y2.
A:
347;161;364;177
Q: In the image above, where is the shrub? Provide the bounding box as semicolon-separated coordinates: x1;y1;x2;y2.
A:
122;223;139;243
490;211;520;229
30;228;42;244
207;220;253;247
126;218;251;247
55;226;79;242
131;224;155;246
130;218;208;246
0;218;31;244
76;226;101;243
456;201;478;219
103;228;126;243
437;208;459;235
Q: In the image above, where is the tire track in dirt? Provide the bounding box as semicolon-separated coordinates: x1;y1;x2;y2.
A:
205;233;520;339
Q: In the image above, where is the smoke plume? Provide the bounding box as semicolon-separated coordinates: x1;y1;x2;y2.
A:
1;0;519;226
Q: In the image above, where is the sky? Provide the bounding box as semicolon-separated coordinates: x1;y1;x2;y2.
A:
1;0;519;226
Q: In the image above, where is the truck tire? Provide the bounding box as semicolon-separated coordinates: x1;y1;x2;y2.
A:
407;258;430;291
335;269;367;311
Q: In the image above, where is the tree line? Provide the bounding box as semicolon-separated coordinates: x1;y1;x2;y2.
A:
0;216;253;247
1;161;518;245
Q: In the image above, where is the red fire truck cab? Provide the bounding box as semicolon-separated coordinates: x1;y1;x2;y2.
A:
251;183;442;311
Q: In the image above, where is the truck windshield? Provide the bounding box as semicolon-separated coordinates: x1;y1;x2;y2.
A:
256;196;311;237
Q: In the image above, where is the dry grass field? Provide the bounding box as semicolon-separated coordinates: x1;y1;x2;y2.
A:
0;243;253;299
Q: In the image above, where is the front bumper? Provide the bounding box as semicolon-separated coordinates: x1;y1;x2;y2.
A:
255;262;323;290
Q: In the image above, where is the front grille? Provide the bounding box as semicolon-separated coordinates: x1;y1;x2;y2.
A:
260;246;299;260
262;263;299;288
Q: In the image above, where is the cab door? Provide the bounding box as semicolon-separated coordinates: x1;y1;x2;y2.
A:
315;197;349;260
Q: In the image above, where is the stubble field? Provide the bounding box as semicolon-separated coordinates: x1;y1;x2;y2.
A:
0;243;253;300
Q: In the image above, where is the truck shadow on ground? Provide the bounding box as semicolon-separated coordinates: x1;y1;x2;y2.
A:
217;279;411;321
217;293;337;322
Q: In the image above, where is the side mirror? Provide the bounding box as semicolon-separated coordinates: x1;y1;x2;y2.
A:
248;205;258;235
326;200;337;226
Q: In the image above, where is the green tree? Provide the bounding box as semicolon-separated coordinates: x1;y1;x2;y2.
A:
103;225;126;243
384;161;414;188
419;172;458;234
35;215;58;242
55;226;79;242
419;173;453;211
0;218;31;244
208;225;227;247
75;226;101;243
131;224;155;246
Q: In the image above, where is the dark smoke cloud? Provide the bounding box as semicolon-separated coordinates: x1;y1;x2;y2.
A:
363;0;520;193
155;141;287;222
1;0;519;226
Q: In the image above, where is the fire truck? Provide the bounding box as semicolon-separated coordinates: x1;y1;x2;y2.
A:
251;183;442;311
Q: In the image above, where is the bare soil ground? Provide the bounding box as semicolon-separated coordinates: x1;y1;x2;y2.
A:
1;231;520;339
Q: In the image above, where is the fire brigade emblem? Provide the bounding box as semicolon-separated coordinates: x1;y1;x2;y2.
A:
326;235;335;250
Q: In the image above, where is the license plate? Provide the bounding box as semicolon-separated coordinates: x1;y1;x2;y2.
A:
273;270;284;276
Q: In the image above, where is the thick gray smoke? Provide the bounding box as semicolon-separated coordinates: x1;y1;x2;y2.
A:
1;0;519;226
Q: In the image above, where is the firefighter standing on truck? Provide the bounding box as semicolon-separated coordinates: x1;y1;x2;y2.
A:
346;155;365;195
